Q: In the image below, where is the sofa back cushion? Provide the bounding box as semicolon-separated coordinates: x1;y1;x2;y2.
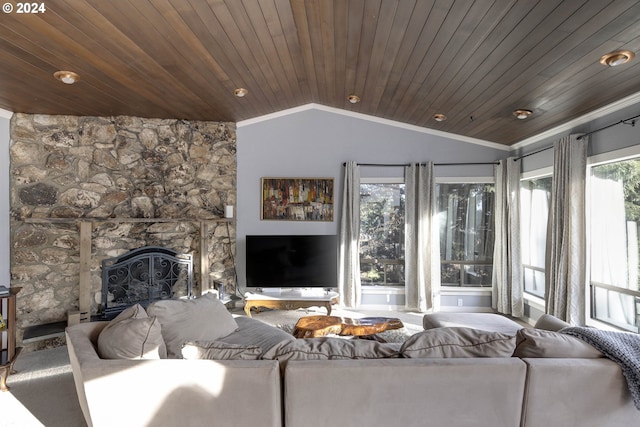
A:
182;341;263;360
513;328;603;358
97;304;166;359
147;293;238;358
262;337;399;361
218;316;296;357
401;327;516;358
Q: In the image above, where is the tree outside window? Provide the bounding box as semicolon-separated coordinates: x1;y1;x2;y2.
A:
359;183;405;287
437;183;495;287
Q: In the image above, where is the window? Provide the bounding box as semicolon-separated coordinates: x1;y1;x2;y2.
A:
520;176;551;299
589;158;640;332
359;182;405;287
437;183;495;287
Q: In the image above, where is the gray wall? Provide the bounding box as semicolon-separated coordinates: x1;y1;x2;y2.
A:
236;106;509;294
517;102;640;173
0;116;9;285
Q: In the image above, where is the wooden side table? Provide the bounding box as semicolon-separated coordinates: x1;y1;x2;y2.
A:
244;290;339;318
1;287;21;392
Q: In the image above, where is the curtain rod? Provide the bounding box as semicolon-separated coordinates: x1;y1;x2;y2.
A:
514;111;640;161
344;161;499;167
576;112;639;140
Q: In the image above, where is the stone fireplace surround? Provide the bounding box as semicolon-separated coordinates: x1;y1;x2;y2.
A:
9;113;236;350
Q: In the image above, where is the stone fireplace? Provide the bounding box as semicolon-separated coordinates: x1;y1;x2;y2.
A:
9;114;236;350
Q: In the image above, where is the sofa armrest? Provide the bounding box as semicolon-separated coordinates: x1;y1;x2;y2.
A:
66;323;282;427
66;322;109;427
80;358;282;427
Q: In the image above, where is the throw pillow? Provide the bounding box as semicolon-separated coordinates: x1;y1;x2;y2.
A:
261;337;399;361
182;341;262;360
400;327;516;358
97;304;167;359
513;328;603;358
147;293;238;358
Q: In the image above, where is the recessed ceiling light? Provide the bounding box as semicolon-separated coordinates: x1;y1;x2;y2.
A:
53;70;80;85
433;113;447;122
234;88;248;97
600;50;635;67
347;94;360;104
513;109;533;120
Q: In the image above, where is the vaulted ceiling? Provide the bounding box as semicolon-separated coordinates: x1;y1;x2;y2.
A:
1;0;640;145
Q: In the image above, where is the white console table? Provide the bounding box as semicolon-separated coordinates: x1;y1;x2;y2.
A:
244;290;340;317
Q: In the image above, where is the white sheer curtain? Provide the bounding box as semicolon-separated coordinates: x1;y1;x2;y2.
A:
492;157;523;317
405;163;440;312
338;161;361;308
520;181;550;297
546;134;587;325
590;175;636;326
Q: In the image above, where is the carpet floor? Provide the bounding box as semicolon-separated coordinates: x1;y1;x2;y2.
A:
0;345;86;427
0;306;426;426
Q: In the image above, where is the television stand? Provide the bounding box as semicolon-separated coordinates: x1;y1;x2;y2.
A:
244;289;339;318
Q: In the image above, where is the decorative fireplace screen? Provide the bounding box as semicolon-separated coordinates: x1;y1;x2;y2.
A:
100;246;193;319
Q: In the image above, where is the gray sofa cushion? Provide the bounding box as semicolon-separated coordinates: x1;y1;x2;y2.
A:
220;316;296;356
262;337;399;361
533;313;571;331
182;341;263;360
97;304;166;359
401;327;516;358
147;294;239;358
514;328;603;358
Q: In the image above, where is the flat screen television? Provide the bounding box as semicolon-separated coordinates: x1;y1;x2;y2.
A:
245;235;338;288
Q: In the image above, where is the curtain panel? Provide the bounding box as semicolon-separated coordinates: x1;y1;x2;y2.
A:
405;163;440;312
546;134;587;325
492;157;524;317
338;161;361;308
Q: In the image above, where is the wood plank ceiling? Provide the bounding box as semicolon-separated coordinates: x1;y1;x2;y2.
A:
1;0;640;145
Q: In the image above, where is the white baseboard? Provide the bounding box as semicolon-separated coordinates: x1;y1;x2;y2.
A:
354;304;495;313
352;304;405;311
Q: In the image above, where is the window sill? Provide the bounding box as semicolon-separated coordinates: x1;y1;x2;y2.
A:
361;286;405;294
440;287;492;295
523;293;545;311
586;317;636;333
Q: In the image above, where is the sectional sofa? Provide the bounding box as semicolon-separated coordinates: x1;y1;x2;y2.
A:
66;294;640;427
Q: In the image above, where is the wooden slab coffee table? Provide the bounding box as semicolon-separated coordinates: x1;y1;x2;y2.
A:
293;315;404;340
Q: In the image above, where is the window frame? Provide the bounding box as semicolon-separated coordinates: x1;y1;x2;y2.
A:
586;144;640;331
436;176;495;291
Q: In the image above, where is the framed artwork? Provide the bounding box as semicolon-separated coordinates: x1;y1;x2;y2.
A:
261;177;334;221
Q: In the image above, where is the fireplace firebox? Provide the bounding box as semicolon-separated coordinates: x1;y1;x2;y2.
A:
100;246;193;319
